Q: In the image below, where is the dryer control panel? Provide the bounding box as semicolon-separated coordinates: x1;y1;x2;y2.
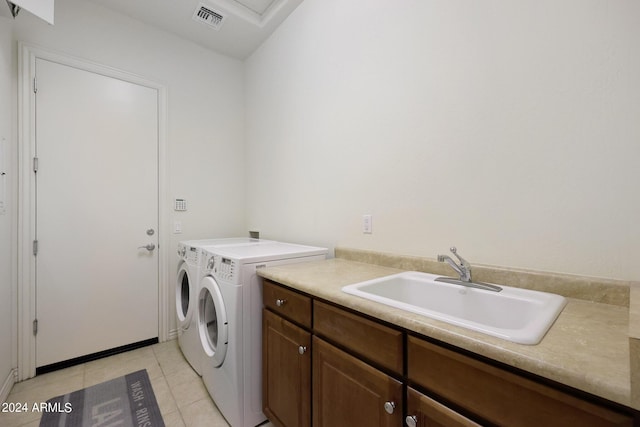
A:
219;257;235;279
186;246;201;265
206;254;238;284
179;244;201;265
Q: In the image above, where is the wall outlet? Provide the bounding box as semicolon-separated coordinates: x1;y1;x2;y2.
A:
362;214;372;234
174;221;182;234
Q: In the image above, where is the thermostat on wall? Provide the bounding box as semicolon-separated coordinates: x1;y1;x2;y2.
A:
174;198;187;211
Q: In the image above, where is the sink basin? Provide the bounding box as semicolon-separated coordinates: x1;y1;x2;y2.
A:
342;271;567;345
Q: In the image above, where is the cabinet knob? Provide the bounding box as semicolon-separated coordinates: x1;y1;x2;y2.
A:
276;298;286;307
298;345;307;355
383;401;396;414
406;415;418;427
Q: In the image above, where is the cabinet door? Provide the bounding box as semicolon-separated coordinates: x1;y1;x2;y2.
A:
406;387;480;427
313;337;402;427
263;309;311;427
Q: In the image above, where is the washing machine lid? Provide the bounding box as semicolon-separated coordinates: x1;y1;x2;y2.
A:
210;242;327;263
198;276;229;368
176;263;195;327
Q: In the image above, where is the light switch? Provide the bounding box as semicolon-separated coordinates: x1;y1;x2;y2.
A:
362;214;372;234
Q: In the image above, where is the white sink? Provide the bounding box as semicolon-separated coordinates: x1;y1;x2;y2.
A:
342;271;567;345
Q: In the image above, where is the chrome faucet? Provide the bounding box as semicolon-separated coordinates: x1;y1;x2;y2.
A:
436;247;502;292
437;246;472;282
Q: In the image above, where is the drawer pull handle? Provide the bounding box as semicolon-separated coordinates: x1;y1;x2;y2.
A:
384;401;396;414
276;299;286;307
406;415;418;427
298;345;307;355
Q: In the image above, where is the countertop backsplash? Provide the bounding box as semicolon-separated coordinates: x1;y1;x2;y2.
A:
335;247;632;307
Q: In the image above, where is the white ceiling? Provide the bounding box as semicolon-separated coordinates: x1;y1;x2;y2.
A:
3;0;304;59
87;0;304;59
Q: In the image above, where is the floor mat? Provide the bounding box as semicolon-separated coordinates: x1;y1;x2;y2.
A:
39;369;164;427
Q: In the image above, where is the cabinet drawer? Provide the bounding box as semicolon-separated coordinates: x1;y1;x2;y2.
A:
263;280;312;328
407;336;633;427
314;300;403;375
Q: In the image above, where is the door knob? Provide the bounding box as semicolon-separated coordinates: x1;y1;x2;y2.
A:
298;346;307;355
138;243;156;251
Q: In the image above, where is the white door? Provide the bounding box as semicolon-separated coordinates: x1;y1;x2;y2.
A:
34;58;159;368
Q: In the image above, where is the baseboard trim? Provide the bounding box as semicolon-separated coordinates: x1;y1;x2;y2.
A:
0;368;17;403
36;338;159;376
168;328;179;341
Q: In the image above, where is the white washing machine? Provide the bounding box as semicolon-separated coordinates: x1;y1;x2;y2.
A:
197;242;327;427
176;238;273;376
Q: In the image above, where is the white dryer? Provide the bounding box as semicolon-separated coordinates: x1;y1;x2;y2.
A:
198;242;327;427
176;238;273;376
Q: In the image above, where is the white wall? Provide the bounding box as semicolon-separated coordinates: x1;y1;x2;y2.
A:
0;0;636;392
245;0;640;281
0;16;16;398
6;0;246;339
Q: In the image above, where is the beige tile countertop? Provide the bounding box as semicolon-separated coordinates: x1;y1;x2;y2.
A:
257;255;635;410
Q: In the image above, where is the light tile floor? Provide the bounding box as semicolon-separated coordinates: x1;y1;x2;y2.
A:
0;339;274;427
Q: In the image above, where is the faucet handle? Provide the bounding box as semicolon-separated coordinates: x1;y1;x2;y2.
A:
449;246;472;282
449;246;469;267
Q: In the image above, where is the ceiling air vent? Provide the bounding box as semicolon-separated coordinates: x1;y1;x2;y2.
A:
192;3;227;30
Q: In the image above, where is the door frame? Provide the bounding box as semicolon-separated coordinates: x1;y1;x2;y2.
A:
17;43;169;381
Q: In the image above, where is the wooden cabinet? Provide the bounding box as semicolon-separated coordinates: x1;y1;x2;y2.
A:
262;281;312;427
312;336;402;427
407;336;633;427
262;279;636;427
262;280;405;427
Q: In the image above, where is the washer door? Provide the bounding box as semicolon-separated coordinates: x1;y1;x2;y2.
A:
176;263;194;328
198;276;229;367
